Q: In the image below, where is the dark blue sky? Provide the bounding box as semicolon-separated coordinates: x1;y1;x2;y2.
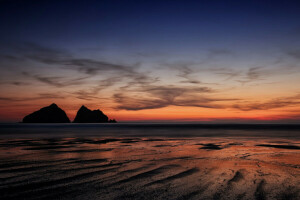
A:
1;0;300;54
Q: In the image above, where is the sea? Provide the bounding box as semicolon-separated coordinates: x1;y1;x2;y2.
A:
0;123;299;199
0;123;300;138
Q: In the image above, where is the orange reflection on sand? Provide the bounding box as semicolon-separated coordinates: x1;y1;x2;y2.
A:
0;137;299;199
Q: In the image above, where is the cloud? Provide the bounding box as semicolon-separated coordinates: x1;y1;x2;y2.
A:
286;49;300;60
114;79;300;111
236;67;265;84
207;48;233;58
232;94;300;111
0;93;66;102
3;42;300;115
210;67;242;81
18;42;71;64
0;42;67;67
113;85;236;110
63;59;134;75
0;54;25;63
0;80;31;86
114;93;170;110
176;65;202;84
4;42;159;91
213;65;296;85
18;43;134;75
1;42;135;76
71;77;121;100
22;72;89;87
212;66;265;84
164;61;219;85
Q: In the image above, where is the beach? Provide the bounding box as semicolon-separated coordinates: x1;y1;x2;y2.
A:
0;124;299;200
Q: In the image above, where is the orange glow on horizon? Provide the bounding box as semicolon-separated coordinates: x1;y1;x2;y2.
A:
1;101;299;123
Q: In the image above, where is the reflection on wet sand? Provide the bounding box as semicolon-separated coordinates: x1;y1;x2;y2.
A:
0;137;299;200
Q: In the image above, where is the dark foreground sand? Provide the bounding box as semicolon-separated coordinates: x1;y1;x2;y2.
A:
0;137;299;200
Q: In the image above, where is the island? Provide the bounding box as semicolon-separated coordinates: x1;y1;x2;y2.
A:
22;103;70;123
22;104;117;123
73;105;117;123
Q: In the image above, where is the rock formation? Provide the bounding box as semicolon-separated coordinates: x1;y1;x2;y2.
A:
22;103;70;123
73;105;116;123
109;119;117;123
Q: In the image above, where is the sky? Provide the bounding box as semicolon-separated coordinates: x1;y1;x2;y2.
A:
0;0;300;123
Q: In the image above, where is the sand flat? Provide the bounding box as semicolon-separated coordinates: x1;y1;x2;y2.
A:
0;137;299;200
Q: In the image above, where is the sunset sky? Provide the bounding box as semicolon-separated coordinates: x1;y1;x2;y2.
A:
1;0;300;122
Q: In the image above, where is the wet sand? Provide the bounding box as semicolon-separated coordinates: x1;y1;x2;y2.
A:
0;137;299;200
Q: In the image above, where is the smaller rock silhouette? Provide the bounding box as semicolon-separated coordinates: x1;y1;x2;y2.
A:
73;105;116;123
23;103;70;123
109;119;117;123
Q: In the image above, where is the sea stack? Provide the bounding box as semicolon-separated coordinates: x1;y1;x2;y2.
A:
73;105;116;123
22;103;70;123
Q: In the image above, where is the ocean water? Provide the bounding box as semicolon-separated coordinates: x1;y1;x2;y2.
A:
0;123;300;138
0;124;299;199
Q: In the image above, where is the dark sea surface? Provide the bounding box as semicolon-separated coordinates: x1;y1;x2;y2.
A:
0;124;299;200
0;123;300;138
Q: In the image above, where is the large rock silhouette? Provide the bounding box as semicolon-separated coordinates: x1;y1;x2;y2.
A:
73;105;116;123
23;103;70;123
